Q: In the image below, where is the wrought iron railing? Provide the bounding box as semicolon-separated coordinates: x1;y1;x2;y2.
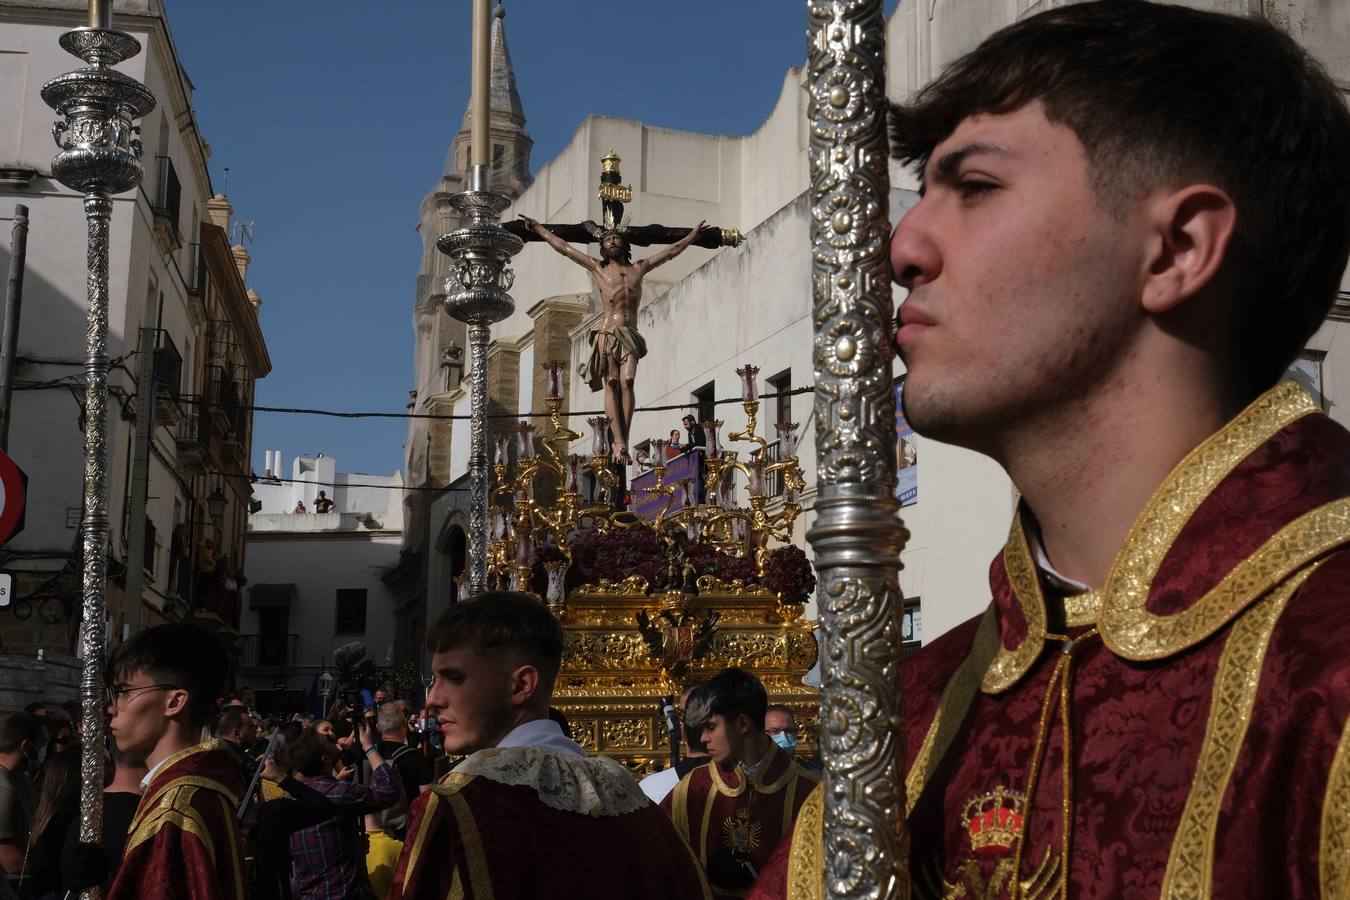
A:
240;633;299;666
152;155;181;236
153;333;182;401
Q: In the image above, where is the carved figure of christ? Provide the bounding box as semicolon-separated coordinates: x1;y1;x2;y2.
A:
518;214;704;463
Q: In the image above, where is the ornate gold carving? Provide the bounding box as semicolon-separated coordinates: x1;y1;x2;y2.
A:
1159;564;1314;898
597;181;633;204
601;717;651;750
695;573;774;597
1321;718;1350;900
582;575;651;596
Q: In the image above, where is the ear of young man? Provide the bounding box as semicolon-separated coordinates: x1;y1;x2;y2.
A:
1138;183;1237;317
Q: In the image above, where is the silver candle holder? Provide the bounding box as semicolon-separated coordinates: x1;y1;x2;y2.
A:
40;2;155;891
438;166;522;597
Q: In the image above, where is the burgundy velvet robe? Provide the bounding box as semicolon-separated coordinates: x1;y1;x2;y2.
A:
389;747;711;899
663;743;818;899
750;382;1350;899
107;740;248;900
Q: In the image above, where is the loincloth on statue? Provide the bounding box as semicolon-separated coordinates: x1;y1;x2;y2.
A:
579;326;648;392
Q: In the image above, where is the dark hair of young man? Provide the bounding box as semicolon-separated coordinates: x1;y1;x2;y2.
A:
108;622;228;731
425;591;565;694
288;732;337;779
889;0;1350;399
685;667;769;732
0;710;43;754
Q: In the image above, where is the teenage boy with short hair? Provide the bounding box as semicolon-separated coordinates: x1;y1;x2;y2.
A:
103;622;246;900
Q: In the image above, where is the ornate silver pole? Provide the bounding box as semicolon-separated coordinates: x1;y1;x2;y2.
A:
438;167;520;597
806;2;909;899
41;9;154;894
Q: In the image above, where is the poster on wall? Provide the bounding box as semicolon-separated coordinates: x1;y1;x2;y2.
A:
895;377;917;507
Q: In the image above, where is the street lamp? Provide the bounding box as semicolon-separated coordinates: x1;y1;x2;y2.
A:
206;486;228;521
318;669;335;715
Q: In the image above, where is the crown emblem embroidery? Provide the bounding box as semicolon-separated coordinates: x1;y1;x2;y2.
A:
964;786;1025;856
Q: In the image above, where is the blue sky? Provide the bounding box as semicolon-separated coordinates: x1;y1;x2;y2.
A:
167;1;900;476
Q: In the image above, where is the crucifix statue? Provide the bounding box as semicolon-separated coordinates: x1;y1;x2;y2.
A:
510;151;742;464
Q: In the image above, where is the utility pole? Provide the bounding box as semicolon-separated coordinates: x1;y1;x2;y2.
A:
122;327;157;636
0;204;30;451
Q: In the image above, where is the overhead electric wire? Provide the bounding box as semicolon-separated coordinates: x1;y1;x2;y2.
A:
213;471;465;494
176;386;816;421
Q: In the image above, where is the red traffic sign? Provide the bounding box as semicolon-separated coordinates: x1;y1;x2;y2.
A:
0;449;27;547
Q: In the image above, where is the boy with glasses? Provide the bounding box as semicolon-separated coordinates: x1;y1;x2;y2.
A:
99;622;247;900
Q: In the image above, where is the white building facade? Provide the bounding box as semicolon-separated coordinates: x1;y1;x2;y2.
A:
239;455;404;702
0;0;270;676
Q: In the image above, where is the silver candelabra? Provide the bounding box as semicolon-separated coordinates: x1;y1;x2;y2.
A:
40;1;155;895
438;165;522;597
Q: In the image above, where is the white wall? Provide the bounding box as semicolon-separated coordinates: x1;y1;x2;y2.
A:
238;531;402;688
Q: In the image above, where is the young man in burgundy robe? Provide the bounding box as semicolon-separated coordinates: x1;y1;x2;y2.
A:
750;2;1350;898
662;668;817;899
104;622;247;900
388;591;711;899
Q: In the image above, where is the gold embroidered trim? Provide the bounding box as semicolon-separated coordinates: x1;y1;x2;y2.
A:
122;785;214;864
219;793;244;900
448;866;464;900
1321;718;1350;900
698;770;720;860
400;790;441;889
1096;381;1318;660
447;790;496;900
1102;498;1350;660
985;515;1049;692
786;784;824;900
676;823;716;900
709;759;749;798
671;772;692;844
907;608;1000;813
1159;564;1313;899
1062;590;1101;628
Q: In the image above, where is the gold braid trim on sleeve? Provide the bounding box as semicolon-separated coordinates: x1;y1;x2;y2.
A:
398;790;443;892
907;607;1000;815
786;784;824;900
121;784;215;866
1321;717;1350;900
1159;563;1314;899
446;790;496;900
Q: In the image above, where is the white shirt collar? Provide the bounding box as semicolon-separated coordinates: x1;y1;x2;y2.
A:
1024;522;1091;593
139;755;170;791
496;718;586;757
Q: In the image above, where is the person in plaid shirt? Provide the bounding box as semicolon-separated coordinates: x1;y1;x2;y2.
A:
288;716;398;899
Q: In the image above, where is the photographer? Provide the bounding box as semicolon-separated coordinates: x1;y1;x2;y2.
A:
248;751;333;900
289;713;397;899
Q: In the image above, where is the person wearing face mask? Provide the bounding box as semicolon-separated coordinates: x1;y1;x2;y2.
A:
663;669;818;899
0;711;43;878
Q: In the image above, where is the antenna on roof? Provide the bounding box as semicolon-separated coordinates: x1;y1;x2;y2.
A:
230;219;255;245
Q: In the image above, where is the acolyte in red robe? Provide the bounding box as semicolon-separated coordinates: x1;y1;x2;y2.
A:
107;739;248;900
388;745;712;899
751;382;1350;900
663;742;818;899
